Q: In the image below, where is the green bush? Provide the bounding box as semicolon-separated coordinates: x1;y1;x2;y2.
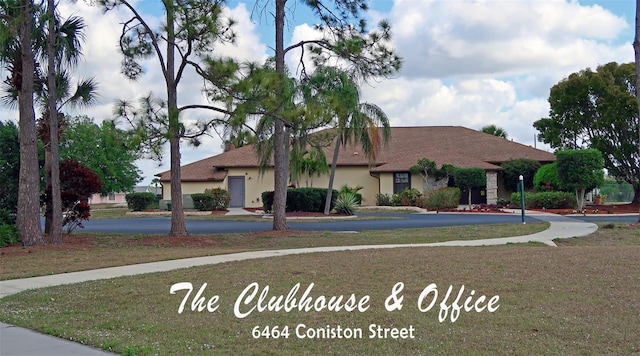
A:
0;208;15;226
339;184;363;204
192;194;215;211
192;188;232;211
334;192;360;215
0;223;19;248
533;162;563;192
510;191;576;209
125;192;156;211
391;188;422;206
262;191;275;212
424;187;461;211
501;159;541;191
262;188;338;213
204;188;231;210
375;193;392;206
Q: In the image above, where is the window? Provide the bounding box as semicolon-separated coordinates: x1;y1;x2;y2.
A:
393;172;411;194
108;193;116;201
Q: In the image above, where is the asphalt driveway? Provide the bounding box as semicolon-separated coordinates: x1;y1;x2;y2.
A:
75;212;543;234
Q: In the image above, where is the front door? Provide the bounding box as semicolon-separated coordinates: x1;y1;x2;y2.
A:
228;176;245;208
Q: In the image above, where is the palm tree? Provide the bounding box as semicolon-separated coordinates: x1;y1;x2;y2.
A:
0;0;44;245
481;124;508;139
306;67;391;215
1;3;95;240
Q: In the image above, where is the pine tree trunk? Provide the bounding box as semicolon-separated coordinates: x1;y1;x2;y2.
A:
324;138;341;215
272;0;288;230
17;0;44;246
166;5;187;236
47;0;63;243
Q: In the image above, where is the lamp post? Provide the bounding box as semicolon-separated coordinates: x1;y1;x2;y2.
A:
519;175;525;224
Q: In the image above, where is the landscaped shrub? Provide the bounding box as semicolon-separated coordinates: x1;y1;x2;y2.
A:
339;184;363;204
262;188;338;213
262;191;275;212
0;208;15;226
192;193;215;211
0;223;19;247
334;192;360;215
204;188;231;210
391;188;422;206
287;188;324;212
375;193;392;206
533;162;563;192
126;192;157;211
424;187;461;211
510;191;576;209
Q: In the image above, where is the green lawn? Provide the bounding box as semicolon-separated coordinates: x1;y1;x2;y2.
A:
1;223;638;355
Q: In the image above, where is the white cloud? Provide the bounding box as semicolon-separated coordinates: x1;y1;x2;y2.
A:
2;0;631;185
389;0;630;78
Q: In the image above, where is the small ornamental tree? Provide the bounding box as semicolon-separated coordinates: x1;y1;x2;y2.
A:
454;168;487;209
410;158;456;192
501;159;541;192
48;159;103;233
556;149;605;210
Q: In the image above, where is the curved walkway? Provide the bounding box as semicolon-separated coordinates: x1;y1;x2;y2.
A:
0;211;597;355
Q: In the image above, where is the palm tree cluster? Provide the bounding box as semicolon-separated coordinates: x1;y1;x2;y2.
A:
1;0;97;244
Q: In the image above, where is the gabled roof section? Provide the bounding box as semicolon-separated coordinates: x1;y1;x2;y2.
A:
157;126;556;181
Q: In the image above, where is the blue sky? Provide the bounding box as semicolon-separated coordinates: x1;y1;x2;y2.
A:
3;0;635;185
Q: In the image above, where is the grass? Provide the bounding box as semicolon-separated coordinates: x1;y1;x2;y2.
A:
0;222;548;280
555;222;640;246
1;239;638;354
2;221;638;354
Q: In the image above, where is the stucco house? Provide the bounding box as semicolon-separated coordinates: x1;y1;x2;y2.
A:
156;126;556;208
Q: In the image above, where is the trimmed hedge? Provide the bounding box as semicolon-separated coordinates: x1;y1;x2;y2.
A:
424;187;461;211
510;191;577;209
262;188;338;213
125;192;156;211
192;189;231;211
192;194;214;211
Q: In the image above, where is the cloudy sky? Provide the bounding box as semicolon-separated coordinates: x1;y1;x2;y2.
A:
2;0;634;185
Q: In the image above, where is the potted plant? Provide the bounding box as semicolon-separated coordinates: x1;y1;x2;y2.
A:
593;193;604;205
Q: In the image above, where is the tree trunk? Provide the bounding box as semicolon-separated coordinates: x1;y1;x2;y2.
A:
17;0;44;246
272;0;288;230
634;0;640;222
576;188;586;211
47;0;63;244
44;146;51;234
166;4;187;236
467;189;472;210
324;137;341;215
631;181;640;205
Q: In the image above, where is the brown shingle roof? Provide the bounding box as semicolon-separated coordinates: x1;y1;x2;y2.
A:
157;126;556;181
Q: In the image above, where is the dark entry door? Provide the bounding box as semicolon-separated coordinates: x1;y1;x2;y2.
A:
228;176;245;208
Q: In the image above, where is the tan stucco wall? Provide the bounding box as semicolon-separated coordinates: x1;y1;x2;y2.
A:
161;181;225;200
298;166;380;206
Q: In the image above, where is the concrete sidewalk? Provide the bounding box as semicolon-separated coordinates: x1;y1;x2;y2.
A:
0;212;597;355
